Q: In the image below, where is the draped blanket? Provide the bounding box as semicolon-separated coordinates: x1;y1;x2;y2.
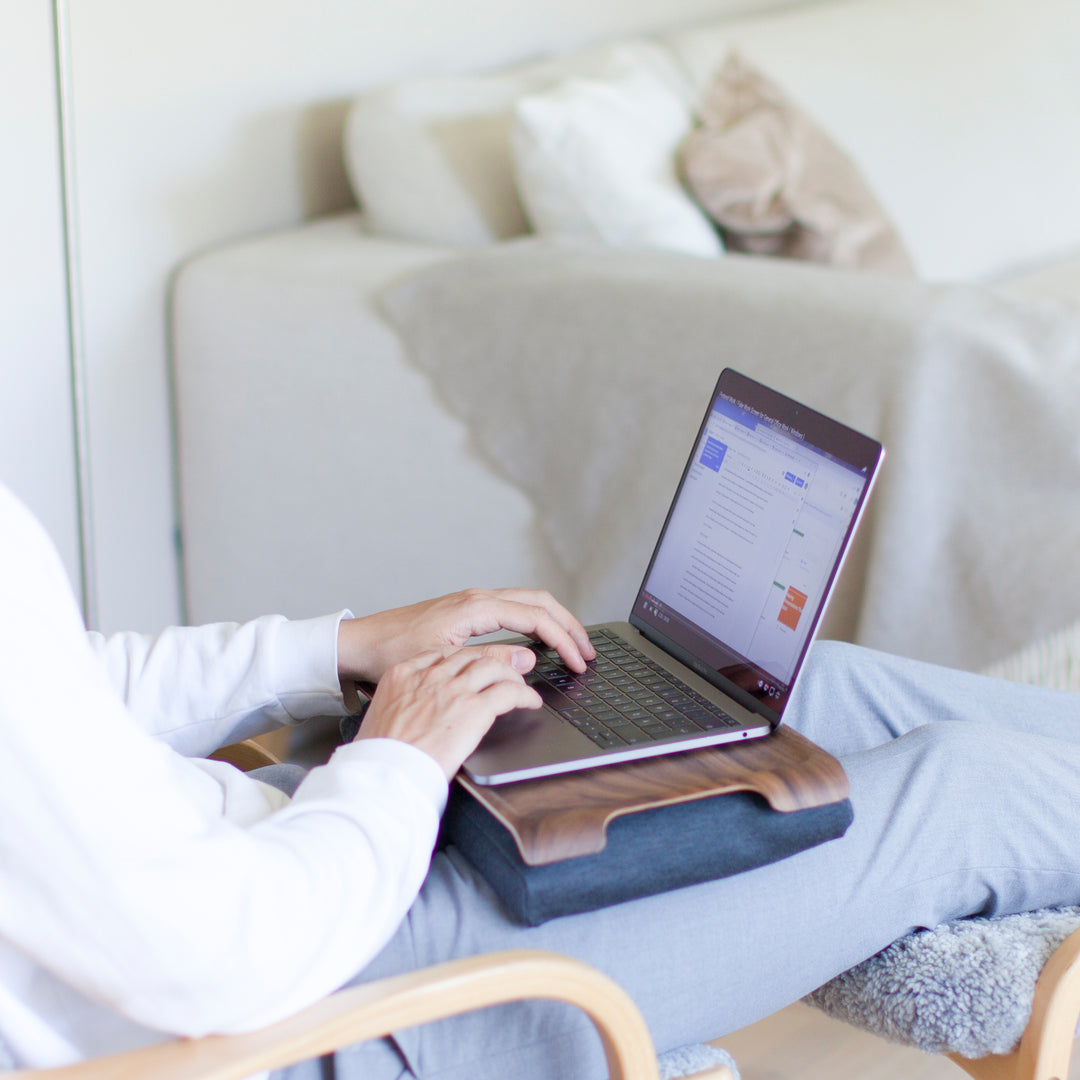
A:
380;240;1080;671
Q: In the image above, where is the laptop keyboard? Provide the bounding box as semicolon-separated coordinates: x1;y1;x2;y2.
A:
528;629;740;751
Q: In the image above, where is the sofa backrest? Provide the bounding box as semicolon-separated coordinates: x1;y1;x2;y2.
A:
344;0;1080;283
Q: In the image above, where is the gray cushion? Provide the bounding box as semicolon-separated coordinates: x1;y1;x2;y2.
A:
444;783;853;927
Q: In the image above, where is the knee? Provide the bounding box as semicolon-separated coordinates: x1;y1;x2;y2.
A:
894;721;1013;790
796;640;947;721
904;719;1005;754
786;640;881;746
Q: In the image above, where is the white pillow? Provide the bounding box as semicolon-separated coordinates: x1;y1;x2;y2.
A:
343;41;694;248
662;0;1080;282
510;55;723;257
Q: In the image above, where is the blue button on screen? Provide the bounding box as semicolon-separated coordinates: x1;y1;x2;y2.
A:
700;437;728;472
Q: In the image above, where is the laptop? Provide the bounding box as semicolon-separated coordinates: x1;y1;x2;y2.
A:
463;367;884;785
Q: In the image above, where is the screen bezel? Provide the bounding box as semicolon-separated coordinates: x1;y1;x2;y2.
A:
628;367;884;727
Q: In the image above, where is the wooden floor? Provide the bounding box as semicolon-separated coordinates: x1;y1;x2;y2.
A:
716;1001;1080;1080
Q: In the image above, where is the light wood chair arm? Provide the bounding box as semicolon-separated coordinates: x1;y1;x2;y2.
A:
11;950;664;1080
208;738;283;771
948;924;1080;1080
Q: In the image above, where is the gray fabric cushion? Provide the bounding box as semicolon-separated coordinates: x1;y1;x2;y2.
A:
443;783;853;926
804;906;1080;1058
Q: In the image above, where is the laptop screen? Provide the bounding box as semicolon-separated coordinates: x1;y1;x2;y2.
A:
629;369;883;723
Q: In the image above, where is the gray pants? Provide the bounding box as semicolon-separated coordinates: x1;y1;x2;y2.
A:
279;642;1080;1080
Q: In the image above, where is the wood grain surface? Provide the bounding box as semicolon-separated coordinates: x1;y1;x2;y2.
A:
456;727;849;866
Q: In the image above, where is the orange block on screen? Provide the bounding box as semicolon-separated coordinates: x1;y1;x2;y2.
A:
778;586;808;630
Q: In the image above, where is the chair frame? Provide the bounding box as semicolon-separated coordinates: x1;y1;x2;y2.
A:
13;949;730;1080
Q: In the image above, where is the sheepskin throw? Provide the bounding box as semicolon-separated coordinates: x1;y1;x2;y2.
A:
804;907;1080;1058
659;1042;739;1079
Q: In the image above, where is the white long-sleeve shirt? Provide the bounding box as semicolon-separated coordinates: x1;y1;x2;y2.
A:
0;483;449;1068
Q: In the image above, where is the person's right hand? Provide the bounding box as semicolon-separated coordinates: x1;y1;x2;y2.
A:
354;646;543;780
336;588;595;686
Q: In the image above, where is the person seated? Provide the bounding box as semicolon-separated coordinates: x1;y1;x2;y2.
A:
1;479;1077;1080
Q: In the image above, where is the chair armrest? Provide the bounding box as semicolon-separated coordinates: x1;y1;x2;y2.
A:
208;738;283;771
14;950;662;1080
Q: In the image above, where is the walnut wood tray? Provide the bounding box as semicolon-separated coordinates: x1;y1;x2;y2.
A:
455;726;848;866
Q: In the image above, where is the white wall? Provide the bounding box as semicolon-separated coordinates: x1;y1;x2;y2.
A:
7;0;794;632
0;1;81;599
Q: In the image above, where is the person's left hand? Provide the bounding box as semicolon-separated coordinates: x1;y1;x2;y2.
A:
337;587;595;687
353;646;544;780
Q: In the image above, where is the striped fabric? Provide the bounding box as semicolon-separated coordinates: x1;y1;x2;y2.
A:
981;621;1080;691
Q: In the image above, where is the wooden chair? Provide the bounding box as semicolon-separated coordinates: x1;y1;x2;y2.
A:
12;947;735;1080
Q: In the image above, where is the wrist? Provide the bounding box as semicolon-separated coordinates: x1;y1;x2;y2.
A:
337;617;371;684
337;615;390;686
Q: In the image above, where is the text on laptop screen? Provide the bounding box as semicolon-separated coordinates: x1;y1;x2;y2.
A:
636;390;870;711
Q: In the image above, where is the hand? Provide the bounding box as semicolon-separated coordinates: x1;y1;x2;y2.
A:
355;647;544;779
337;587;595;685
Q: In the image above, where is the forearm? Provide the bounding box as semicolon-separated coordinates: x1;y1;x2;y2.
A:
8;735;447;1038
87;612;351;755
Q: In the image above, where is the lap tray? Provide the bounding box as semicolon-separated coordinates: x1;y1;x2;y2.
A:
442;726;853;926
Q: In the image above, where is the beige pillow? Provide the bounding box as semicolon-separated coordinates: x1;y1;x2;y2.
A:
343;41;694;248
680;52;913;274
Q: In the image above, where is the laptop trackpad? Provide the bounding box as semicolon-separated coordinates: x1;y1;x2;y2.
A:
465;707;601;783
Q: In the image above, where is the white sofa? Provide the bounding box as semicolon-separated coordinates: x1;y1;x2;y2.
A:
171;0;1080;674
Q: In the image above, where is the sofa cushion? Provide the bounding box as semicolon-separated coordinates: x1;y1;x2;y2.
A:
343;41;692;248
663;0;1080;282
511;50;723;257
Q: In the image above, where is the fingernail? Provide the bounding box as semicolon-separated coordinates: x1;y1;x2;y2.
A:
512;649;532;671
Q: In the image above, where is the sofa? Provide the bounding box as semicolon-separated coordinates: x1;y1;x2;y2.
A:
171;0;1080;675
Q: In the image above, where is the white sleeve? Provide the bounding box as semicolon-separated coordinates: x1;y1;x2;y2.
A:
85;612;352;756
0;486;448;1037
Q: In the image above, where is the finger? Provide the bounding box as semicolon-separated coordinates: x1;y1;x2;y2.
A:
379;647;473;694
450;589;590;669
443;589;594;671
392;648;453;675
434;680;543;777
449;653;531;695
480;598;592;672
475;642;537;674
407;648;528;694
490;589;596;664
477;677;544;717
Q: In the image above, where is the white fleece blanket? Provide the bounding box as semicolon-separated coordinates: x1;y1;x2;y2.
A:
380;240;1080;671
